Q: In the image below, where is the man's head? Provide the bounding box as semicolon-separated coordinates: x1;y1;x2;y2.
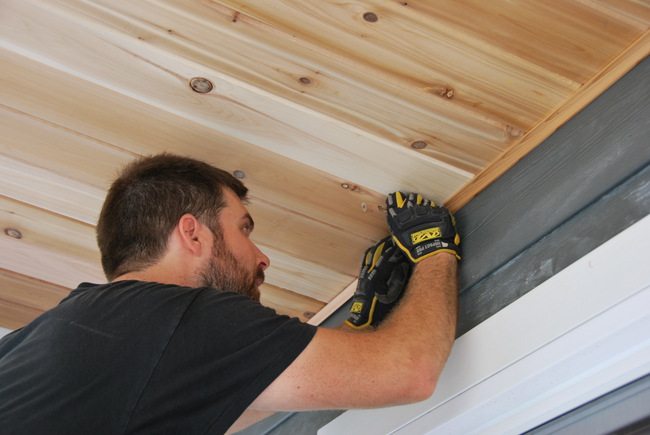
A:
97;153;269;299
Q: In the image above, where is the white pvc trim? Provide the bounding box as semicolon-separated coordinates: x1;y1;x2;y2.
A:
0;327;13;339
320;215;650;435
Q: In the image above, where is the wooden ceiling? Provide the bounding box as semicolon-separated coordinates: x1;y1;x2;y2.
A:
1;0;648;330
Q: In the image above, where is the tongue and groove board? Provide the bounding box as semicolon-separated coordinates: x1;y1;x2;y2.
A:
0;0;648;329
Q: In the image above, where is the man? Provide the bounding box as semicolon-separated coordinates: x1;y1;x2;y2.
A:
0;154;460;434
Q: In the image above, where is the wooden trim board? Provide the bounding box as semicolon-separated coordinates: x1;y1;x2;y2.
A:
445;30;650;211
307;279;357;326
321;215;650;434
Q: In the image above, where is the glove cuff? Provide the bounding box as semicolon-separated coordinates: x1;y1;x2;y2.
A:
392;235;461;263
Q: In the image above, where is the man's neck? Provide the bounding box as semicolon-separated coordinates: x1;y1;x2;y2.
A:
113;262;197;288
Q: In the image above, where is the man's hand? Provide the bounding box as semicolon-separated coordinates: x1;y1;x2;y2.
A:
345;237;411;330
386;192;460;263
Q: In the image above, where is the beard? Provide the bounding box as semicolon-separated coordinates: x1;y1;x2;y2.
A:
197;233;264;301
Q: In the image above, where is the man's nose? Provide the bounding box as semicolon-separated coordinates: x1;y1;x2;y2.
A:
256;246;270;271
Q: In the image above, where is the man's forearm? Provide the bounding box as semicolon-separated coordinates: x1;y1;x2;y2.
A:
377;253;458;386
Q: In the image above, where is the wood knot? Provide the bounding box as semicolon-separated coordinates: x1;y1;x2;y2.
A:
363;12;378;22
299;77;311;85
189;77;213;94
341;183;361;192
506;125;523;137
4;228;22;239
411;140;428;149
232;11;240;23
441;87;454;99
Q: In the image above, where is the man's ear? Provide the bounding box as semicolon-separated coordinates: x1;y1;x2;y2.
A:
177;213;205;256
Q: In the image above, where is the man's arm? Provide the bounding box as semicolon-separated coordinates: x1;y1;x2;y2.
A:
249;252;457;411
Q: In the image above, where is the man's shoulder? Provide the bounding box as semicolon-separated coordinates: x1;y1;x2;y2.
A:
65;280;203;303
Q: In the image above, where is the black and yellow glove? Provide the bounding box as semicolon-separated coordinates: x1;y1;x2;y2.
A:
386;191;461;263
345;237;412;330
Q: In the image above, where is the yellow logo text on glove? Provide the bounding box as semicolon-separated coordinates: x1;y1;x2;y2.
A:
411;227;442;245
350;302;364;314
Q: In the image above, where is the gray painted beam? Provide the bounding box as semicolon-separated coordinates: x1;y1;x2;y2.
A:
458;163;650;336
455;56;650;291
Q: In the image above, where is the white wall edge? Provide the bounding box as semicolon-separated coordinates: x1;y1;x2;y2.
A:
320;215;650;435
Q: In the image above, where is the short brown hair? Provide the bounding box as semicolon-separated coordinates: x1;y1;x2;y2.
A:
97;153;247;280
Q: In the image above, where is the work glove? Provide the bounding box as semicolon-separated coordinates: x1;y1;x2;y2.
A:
345;237;412;330
386;191;461;263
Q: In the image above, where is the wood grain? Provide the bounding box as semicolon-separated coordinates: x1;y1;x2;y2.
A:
0;191;354;302
0;0;648;329
0;269;71;330
2;0;471;199
0;52;382;273
446;30;650;211
259;283;325;323
0;268;69;310
0;48;388;240
68;0;513;173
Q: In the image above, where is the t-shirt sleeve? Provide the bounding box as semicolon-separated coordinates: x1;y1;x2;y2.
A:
126;289;317;434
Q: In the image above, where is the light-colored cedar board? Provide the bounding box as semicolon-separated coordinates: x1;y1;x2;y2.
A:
0;50;357;316
0;190;353;302
0;203;337;326
58;0;519;172
0;195;100;264
0;268;70;312
0;103;137;191
0;106;369;274
445;30;650;212
0;56;383;273
0;236;104;289
1;0;471;201
259;244;352;303
395;1;646;83
208;0;646;135
0;299;44;331
259;283;325;324
0;53;387;242
307;279;357;326
211;0;571;120
0;153;107;225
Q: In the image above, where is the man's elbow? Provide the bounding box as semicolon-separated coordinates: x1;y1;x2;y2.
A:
408;367;439;403
392;359;440;404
